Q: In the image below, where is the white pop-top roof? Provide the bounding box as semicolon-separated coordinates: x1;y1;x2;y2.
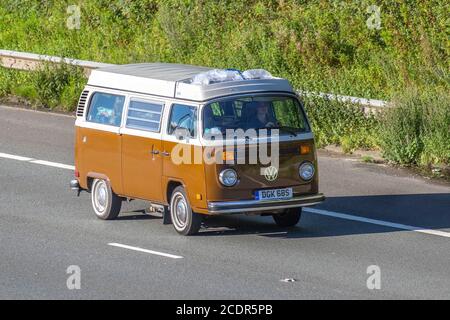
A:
87;63;295;102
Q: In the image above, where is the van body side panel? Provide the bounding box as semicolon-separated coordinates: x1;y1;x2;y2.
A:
162;141;207;211
204;139;318;202
81;127;123;194
121;134;163;202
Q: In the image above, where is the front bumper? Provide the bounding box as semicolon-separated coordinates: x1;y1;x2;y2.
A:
207;193;325;214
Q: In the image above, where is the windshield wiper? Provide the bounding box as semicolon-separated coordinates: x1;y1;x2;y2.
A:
265;126;298;137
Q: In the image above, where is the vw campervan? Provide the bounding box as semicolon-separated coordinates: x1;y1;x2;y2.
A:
70;64;324;235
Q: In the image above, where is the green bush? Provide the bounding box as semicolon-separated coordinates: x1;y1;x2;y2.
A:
32;63;86;110
303;94;380;152
380;89;449;166
0;64;86;111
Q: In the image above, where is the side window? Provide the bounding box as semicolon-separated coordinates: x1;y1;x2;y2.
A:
87;92;125;127
126;99;163;132
168;104;197;138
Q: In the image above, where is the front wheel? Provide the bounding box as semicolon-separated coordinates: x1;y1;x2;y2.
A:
91;179;122;220
272;208;302;227
170;186;203;236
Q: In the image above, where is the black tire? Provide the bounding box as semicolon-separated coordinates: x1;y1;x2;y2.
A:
170;186;202;235
272;208;302;227
91;179;122;220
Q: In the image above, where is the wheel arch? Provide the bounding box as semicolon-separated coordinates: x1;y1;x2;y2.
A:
86;172;111;192
166;179;185;204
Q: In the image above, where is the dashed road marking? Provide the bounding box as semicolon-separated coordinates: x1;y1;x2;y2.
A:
108;243;183;259
0;152;74;171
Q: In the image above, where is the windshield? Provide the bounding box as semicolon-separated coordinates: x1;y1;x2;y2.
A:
202;95;310;138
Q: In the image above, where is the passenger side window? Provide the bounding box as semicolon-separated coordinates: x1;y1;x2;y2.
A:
126;99;163;132
87;92;125;127
168;104;197;138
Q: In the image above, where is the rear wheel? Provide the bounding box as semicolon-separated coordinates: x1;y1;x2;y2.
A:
272;208;302;227
91;179;122;220
170;186;202;235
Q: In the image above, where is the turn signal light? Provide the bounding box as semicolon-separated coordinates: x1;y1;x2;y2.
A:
300;145;311;155
222;151;235;161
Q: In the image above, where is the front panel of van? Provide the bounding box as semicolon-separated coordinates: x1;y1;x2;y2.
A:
203;138;319;202
199;93;319;210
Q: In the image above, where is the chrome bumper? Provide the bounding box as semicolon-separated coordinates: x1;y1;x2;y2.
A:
70;179;80;191
207;193;325;214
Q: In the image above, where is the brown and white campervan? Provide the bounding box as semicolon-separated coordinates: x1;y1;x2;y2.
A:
70;64;324;235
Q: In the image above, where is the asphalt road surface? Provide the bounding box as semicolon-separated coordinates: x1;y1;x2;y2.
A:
0;105;449;299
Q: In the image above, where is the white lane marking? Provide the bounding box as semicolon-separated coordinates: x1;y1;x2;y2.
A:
257;231;288;236
0;152;74;171
304;207;450;238
29;159;75;170
108;243;184;259
0;152;33;161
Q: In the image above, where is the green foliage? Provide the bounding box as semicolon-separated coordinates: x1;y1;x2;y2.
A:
303;95;380;152
32;63;86;110
0;1;448;169
0;64;86;111
380;89;450;166
0;1;447;99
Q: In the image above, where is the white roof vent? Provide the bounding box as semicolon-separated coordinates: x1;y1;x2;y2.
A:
185;68;275;85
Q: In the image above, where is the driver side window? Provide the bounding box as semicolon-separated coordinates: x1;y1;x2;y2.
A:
168;104;197;138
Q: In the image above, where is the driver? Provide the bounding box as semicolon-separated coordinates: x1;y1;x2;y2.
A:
249;101;276;128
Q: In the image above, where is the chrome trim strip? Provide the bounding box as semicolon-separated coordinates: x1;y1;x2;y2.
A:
207;193;325;214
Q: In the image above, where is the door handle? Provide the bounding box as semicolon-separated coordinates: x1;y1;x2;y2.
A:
161;151;170;157
151;150;160;155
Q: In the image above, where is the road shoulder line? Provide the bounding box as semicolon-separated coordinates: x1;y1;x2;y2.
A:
304;207;450;238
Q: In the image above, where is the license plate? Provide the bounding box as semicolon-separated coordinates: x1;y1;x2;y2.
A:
256;188;293;201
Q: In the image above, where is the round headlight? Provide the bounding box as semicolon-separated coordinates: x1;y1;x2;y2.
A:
299;162;315;181
219;169;238;187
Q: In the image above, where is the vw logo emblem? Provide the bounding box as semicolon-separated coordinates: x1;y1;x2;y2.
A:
264;166;278;181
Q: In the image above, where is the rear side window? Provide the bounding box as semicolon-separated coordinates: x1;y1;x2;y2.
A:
87;92;125;127
168;104;197;138
126;99;163;132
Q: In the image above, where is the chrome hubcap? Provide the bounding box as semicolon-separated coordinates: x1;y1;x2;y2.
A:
172;193;188;229
94;181;108;213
